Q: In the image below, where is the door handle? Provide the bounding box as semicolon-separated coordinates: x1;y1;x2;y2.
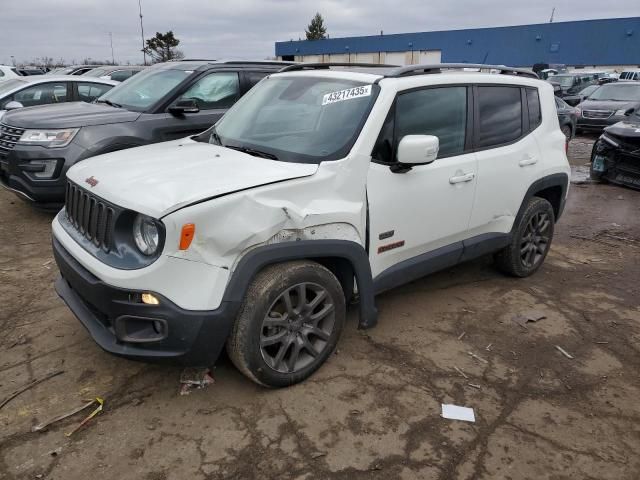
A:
519;156;538;167
449;172;475;184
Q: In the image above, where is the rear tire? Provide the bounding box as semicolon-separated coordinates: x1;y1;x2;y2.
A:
495;197;555;277
226;260;345;387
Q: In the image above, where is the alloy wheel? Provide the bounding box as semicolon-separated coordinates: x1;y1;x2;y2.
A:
520;211;551;268
260;282;336;374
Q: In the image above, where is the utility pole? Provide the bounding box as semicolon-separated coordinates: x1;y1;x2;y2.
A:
109;32;115;64
138;0;147;65
549;7;555;23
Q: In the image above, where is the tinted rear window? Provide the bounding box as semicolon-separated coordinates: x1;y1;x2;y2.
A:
477;86;522;148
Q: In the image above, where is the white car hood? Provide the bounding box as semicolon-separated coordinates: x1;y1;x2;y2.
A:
67;138;318;218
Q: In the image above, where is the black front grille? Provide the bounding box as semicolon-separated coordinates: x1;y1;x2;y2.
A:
583;110;613;119
65;181;115;252
0;123;25;159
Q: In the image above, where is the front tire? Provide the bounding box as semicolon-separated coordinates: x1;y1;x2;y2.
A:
495;197;555;277
226;260;345;387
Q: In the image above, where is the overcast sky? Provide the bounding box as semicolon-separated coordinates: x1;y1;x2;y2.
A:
1;0;638;65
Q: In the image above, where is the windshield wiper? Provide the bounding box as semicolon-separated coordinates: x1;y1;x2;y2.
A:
96;99;122;108
225;145;278;160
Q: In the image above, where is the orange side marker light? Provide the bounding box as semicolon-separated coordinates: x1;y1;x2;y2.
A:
179;223;196;250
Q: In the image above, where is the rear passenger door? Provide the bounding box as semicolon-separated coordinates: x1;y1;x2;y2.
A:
367;85;478;278
467;85;543;236
11;81;70;107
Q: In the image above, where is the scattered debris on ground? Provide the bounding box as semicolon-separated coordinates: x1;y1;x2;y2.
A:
65;397;104;437
512;310;547;329
555;345;575;360
33;399;98;433
0;370;64;411
441;404;476;422
179;367;215;395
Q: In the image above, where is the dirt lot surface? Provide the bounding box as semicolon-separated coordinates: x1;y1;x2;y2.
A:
1;134;640;480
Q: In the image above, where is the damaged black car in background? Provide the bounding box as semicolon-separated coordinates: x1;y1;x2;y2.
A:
591;111;640;189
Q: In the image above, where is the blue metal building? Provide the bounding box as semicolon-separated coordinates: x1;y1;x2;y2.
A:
275;17;640;67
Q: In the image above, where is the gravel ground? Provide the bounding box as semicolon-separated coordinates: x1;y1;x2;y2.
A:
1;133;640;480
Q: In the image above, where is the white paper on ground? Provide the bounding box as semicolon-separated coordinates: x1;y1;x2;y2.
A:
441;404;476;422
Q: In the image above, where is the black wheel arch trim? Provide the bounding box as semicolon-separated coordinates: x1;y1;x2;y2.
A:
222;240;378;329
513;172;569;227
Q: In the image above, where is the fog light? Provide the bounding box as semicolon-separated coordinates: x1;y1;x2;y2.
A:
141;293;160;305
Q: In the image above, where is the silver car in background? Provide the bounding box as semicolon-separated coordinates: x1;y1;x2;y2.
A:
0;75;117;118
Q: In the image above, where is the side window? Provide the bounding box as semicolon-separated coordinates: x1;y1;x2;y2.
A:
77;83;113;102
178;72;240;110
526;88;541;131
395;86;467;158
245;71;270;89
110;70;133;82
477;86;522;148
14;82;69;107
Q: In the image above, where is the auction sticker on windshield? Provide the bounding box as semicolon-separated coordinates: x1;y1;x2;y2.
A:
322;85;372;106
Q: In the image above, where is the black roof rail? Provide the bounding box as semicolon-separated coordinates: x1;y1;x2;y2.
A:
386;63;539;79
166;58;218;62
221;60;297;65
279;62;399;72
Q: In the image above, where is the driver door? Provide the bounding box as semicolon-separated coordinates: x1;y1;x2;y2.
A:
142;71;241;141
367;85;477;279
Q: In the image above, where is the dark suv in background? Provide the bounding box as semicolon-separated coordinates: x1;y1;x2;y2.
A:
0;60;292;207
549;72;599;98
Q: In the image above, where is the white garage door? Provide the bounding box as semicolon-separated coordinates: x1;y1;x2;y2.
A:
418;50;442;64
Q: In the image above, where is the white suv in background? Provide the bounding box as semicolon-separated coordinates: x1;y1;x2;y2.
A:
51;63;570;387
0;65;21;82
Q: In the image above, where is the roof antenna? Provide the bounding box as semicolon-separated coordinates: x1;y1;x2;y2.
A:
549;7;555;23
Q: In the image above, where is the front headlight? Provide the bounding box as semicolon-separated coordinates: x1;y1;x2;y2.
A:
133;214;160;256
18;128;79;148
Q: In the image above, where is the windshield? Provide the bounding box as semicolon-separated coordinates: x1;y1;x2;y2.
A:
588;84;640;102
210;76;378;163
580;85;599;97
84;68;108;77
551;75;575;87
0;79;27;97
97;68;190;111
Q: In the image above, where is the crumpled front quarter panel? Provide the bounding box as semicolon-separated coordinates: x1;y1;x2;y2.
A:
162;153;372;271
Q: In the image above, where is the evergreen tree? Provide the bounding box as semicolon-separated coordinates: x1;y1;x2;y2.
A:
305;13;327;40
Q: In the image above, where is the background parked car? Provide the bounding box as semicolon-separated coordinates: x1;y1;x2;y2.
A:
16;68;45;76
576;81;640;132
0;76;117;119
549;72;599;98
619;70;640;81
555;96;578;149
84;66;144;82
563;84;600;106
0;65;21;82
46;65;101;76
0;60;293;207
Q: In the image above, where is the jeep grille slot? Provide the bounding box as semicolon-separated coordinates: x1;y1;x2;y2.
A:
65;181;115;252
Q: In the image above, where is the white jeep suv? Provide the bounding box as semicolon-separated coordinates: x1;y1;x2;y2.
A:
51;63;570;387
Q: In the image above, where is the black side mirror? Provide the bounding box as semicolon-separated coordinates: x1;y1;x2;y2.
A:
624;107;636;116
169;99;200;115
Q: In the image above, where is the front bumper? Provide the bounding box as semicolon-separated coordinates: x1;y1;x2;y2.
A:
53;237;240;365
0;141;88;206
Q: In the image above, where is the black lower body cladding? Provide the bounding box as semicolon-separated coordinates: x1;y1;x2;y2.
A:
53;237;240;365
